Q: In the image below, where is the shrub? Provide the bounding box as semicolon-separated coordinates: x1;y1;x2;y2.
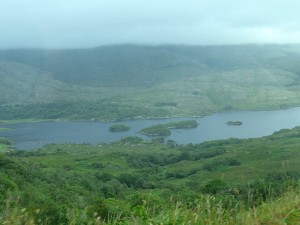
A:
203;179;228;195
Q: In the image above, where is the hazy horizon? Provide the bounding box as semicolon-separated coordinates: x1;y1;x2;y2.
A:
1;0;300;49
1;42;300;51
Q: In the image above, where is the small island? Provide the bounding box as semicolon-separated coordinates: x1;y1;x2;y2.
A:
109;124;130;132
140;124;171;136
140;120;198;136
165;120;198;129
226;121;243;126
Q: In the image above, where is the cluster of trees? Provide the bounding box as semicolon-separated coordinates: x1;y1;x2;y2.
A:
0;101;169;121
109;124;130;132
140;124;171;136
201;172;300;208
4;160;298;223
1;126;300;223
125;148;226;170
0;137;11;145
140;120;198;136
0;144;299;224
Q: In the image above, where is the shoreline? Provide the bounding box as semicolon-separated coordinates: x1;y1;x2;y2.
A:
1;104;300;125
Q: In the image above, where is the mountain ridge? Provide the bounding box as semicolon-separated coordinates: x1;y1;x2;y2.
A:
1;44;300;120
1;44;300;87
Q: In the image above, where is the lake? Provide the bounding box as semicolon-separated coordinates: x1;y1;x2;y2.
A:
1;107;300;150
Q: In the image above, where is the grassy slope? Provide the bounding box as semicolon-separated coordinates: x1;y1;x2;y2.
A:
128;68;300;116
1;188;299;224
16;130;300;186
1;68;300;121
0;60;122;104
0;127;300;223
2;127;300;186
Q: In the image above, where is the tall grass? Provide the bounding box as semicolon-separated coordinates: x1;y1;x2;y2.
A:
1;187;299;225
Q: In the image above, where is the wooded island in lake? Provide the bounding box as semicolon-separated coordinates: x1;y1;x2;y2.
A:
226;121;243;126
140;120;198;136
109;124;130;132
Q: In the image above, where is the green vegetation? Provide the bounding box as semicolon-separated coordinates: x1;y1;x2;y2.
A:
0;101;169;121
140;120;197;136
2;45;300;121
0;127;10;131
0;137;12;153
1;44;300;223
226;121;243;126
0;126;300;223
0;137;11;145
109;124;130;132
1;118;53;124
165;120;198;129
140;124;171;136
1;188;300;224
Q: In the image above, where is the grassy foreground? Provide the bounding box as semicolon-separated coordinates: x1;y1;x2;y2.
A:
0;126;300;224
0;187;299;224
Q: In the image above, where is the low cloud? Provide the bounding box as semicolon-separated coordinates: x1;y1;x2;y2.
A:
1;0;300;48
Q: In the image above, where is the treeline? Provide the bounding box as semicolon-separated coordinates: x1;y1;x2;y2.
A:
140;120;198;136
0;101;168;121
0;137;11;145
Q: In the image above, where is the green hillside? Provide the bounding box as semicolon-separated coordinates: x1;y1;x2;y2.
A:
0;60;130;104
1;44;300;87
0;45;210;87
1;44;300;121
0;127;300;224
1;68;300;120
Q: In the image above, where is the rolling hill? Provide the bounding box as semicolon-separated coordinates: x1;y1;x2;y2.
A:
1;44;300;120
0;126;300;223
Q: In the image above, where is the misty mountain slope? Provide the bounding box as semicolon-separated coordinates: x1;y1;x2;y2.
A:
0;60;66;103
1;44;300;120
0;45;210;87
1;44;300;88
174;44;300;71
0;60;113;104
131;68;300;115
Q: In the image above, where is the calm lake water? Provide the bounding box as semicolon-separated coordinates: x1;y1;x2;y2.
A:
2;107;300;150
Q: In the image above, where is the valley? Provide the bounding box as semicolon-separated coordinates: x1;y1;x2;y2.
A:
1;44;300;224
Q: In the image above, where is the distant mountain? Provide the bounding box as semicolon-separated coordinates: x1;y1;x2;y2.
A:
0;45;208;87
1;44;300;120
0;60;107;104
1;44;300;88
0;60;70;104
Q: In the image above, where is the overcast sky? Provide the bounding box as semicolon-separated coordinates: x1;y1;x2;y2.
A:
1;0;300;48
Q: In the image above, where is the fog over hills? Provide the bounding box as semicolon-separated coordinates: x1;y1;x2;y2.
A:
1;44;300;120
1;44;300;87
